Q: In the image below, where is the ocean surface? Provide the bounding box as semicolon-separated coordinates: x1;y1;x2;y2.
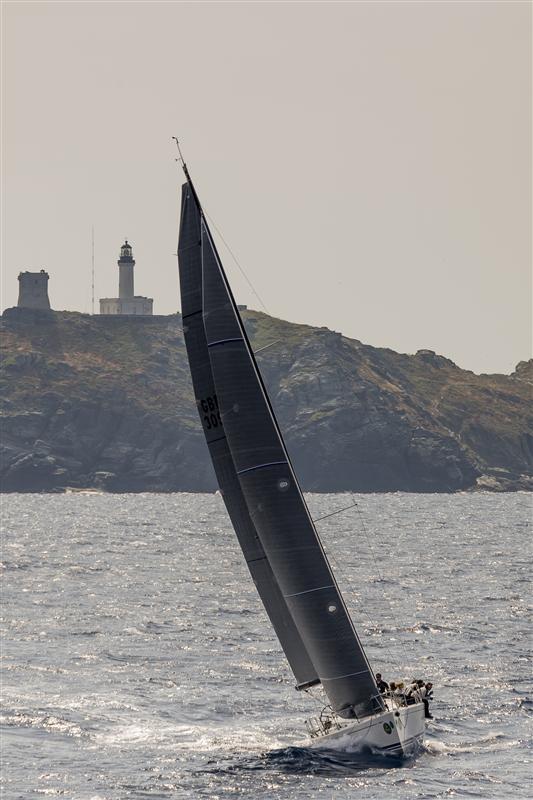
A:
1;492;531;799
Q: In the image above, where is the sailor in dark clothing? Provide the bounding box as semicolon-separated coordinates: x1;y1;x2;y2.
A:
423;682;434;719
375;673;389;694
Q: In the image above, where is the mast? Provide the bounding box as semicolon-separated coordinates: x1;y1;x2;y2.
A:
91;226;95;315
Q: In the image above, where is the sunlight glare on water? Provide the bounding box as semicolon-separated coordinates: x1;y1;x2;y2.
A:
1;492;531;799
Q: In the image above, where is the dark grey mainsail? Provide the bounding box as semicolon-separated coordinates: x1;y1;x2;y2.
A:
178;183;318;689
199;217;382;719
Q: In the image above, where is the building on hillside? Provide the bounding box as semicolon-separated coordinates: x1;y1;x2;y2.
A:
18;270;51;310
99;241;153;315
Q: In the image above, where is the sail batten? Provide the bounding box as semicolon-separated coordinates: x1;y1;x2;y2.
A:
177;183;318;689
207;337;245;348
322;669;370;681
237;461;288;475
284;585;335;598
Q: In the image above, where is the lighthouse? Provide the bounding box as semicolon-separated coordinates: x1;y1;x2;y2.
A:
99;240;153;315
118;240;135;300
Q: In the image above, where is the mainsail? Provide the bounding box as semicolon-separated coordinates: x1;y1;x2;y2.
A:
178;183;318;689
178;172;382;718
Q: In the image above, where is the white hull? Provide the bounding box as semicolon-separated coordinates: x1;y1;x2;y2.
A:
306;701;426;758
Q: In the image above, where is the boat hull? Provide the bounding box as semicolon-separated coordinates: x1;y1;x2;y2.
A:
307;702;425;758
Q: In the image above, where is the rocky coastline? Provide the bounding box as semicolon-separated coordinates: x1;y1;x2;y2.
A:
1;307;531;493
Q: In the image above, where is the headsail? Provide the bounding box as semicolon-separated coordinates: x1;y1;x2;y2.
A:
199;217;382;719
178;183;318;689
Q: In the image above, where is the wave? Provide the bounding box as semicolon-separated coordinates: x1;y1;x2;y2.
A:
1;711;84;738
203;745;406;776
424;731;521;756
92;719;283;753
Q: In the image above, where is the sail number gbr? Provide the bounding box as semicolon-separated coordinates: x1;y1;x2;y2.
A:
199;394;222;430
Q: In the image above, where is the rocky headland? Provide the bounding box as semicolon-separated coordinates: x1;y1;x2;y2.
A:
1;307;531;493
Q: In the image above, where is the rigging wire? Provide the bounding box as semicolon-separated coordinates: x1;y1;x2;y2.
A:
203;209;270;315
254;339;281;355
313;498;404;677
352;497;412;668
172;138;270;316
303;684;331;713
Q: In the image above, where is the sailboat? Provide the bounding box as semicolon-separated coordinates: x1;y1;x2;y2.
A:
176;148;426;757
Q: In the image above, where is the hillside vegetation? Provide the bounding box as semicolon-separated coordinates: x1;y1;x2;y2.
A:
1;307;531;492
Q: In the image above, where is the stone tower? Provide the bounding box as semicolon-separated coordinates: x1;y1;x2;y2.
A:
17;270;51;310
118;240;135;299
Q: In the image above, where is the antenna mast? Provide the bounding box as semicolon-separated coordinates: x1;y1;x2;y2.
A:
91;226;95;315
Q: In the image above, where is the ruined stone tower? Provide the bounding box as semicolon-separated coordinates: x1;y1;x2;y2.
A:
17;270;51;310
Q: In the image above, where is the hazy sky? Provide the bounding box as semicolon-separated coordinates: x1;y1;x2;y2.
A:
2;1;531;374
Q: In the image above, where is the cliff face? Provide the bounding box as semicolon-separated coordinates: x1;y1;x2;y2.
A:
1;308;531;493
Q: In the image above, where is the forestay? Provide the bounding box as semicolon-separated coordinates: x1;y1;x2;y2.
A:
178;183;318;689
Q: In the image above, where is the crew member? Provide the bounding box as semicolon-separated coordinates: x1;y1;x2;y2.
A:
422;682;434;719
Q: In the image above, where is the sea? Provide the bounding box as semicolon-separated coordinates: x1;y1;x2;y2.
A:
1;492;531;799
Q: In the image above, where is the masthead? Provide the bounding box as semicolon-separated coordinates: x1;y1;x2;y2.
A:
172;136;189;180
172;136;202;213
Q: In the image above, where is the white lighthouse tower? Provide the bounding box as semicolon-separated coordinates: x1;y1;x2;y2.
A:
118;240;135;300
99;240;153;315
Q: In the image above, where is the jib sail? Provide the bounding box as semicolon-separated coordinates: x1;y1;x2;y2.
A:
178;182;318;689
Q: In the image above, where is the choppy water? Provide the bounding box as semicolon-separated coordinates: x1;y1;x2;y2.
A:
1;492;531;799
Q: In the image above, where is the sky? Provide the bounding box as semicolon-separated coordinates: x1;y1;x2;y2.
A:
2;1;531;374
